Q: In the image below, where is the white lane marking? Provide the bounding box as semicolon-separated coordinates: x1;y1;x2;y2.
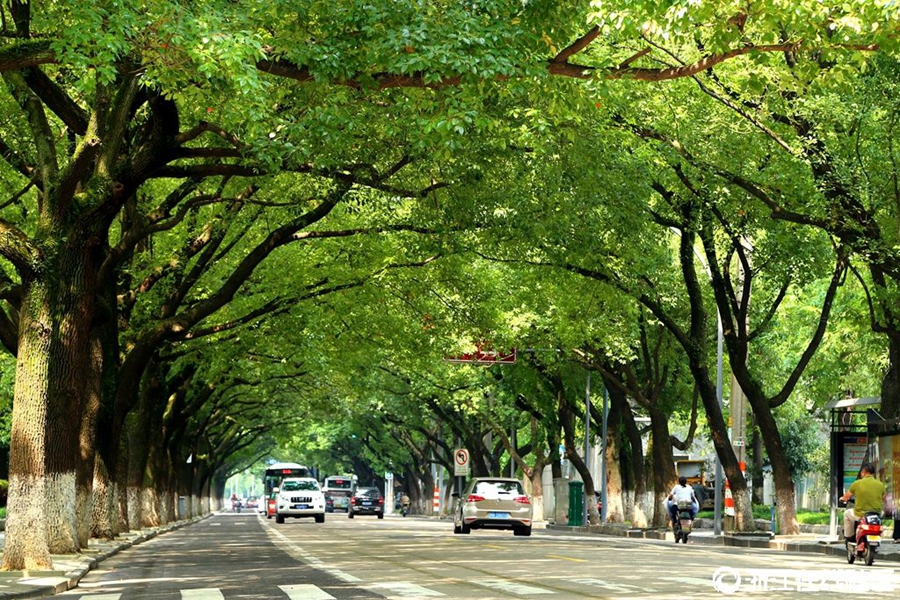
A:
209;523;221;527
367;582;445;597
568;578;646;593
323;568;362;583
181;590;224;600
661;576;713;586
473;579;555;595
279;584;336;600
84;595;122;600
264;525;361;582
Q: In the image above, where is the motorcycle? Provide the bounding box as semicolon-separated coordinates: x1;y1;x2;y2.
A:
401;504;410;517
672;501;693;544
847;510;882;566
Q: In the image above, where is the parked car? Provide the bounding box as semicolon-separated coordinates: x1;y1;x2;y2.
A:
349;487;384;519
453;477;532;536
275;477;326;524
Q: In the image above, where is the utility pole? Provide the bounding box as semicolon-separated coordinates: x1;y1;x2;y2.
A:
583;372;591;526
510;417;516;478
600;383;608;523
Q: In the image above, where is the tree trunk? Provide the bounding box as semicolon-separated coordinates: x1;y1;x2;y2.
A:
116;422;130;532
690;364;754;530
750;422;764;505
524;455;548;522
611;385;648;527
4;245;96;569
881;334;900;421
91;283;124;539
648;406;678;527
603;423;625;523
745;391;800;535
76;336;103;547
126;407;150;528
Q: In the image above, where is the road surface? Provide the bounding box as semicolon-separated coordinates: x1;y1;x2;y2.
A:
60;512;900;599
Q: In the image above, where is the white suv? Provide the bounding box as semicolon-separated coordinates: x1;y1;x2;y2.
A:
275;477;326;524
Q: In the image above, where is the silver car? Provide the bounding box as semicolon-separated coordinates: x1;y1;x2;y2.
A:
453;477;533;536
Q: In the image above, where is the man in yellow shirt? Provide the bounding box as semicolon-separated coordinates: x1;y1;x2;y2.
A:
840;462;886;539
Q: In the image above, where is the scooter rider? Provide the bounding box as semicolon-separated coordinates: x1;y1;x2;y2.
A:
840;462;885;540
667;476;699;527
400;492;411;515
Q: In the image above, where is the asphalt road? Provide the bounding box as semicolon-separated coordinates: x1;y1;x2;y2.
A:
59;511;900;599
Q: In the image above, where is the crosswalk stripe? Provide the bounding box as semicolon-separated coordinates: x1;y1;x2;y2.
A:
661;576;712;587
474;579;555;595
181;589;224;600
568;578;646;593
279;584;336;600
367;582;445;597
84;595;122;600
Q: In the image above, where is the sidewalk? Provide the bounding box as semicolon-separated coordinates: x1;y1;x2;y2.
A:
0;516;207;598
545;521;900;562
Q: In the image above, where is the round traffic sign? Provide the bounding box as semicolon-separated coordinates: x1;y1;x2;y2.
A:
455;448;469;466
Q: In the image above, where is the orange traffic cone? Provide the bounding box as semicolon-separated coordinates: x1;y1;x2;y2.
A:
724;479;735;517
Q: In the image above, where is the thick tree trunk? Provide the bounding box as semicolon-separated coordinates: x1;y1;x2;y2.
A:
92;286;124;539
750;423;764;505
649;406;678;528
611;385;648;527
881;334;900;421
603;422;625;523
4;244;96;569
116;425;130;532
601;390;625;523
527;469;545;523
76;336;103;547
745;391;800;535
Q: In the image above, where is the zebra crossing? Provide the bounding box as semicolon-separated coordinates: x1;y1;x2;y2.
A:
73;575;711;598
77;585;338;600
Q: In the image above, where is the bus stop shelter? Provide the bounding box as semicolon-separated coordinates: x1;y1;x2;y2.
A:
826;396;899;539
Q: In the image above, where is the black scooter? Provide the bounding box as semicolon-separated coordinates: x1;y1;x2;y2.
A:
672;502;693;544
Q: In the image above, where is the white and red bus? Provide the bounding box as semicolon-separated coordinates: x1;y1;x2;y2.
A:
261;462;312;516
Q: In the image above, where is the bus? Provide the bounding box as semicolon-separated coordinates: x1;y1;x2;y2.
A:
261;462;311;514
322;475;357;512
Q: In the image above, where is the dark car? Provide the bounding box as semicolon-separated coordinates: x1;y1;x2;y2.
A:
325;494;335;513
349;487;384;519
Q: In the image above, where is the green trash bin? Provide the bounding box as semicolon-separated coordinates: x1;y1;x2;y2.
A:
567;480;584;526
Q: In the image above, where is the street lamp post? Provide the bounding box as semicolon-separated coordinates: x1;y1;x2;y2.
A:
601;384;608;522
713;313;724;536
583;372;590;526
